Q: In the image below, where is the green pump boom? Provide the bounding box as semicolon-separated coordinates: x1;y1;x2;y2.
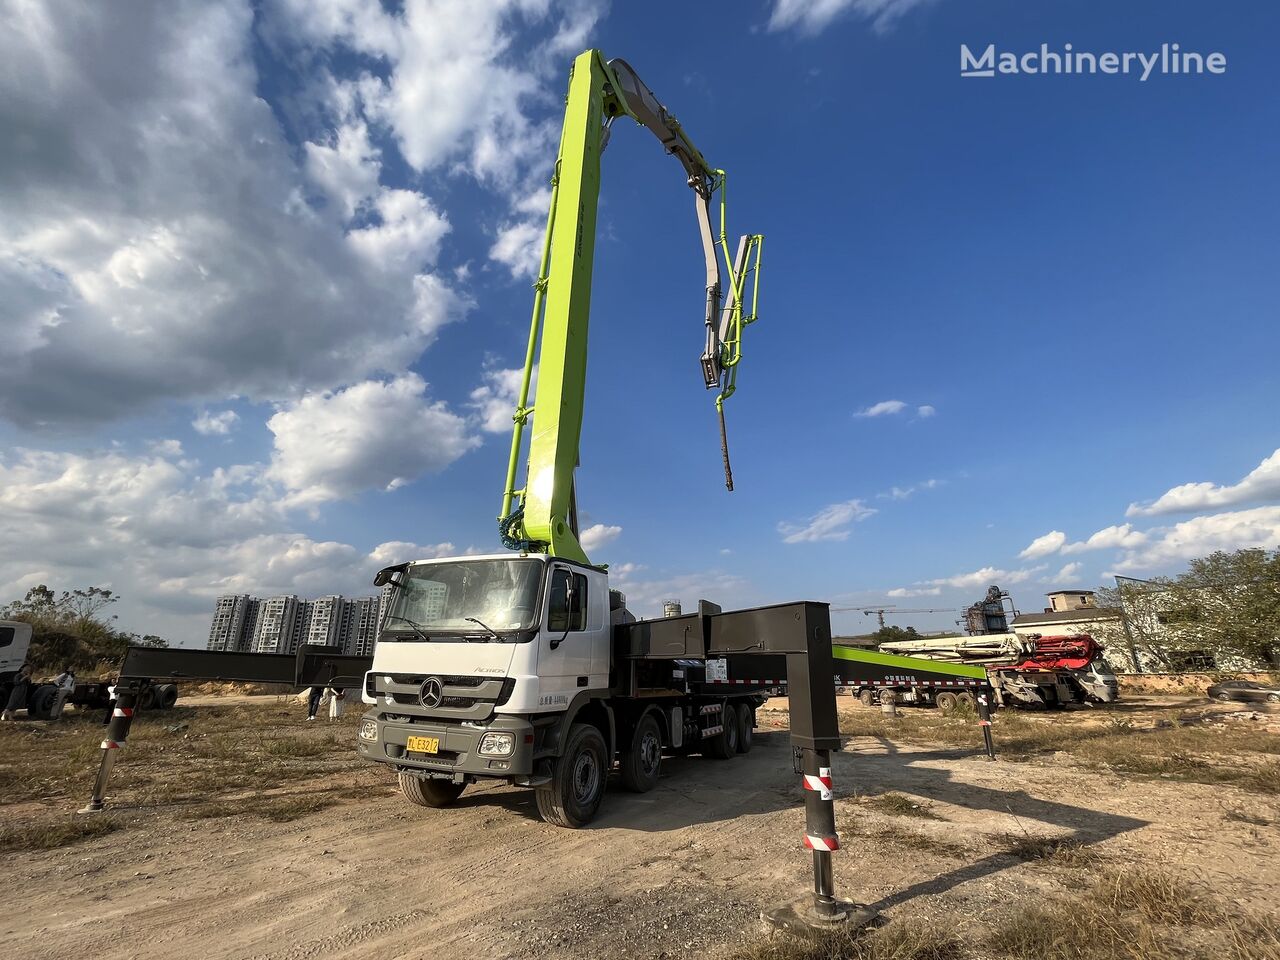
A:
499;50;763;565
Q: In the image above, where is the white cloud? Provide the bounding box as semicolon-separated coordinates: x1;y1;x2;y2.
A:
273;0;604;185
0;1;466;426
768;0;935;35
779;499;876;543
609;565;756;619
347;188;450;272
368;540;457;566
1127;448;1280;517
892;565;1046;597
1019;530;1066;559
579;523;622;553
490;221;544;279
880;478;940;501
150;439;185;457
887;586;942;598
266;374;480;505
1060;523;1148;555
192;409;240;436
1053;562;1083;582
1113;506;1280;573
916;404;936;418
854;399;907;418
303;119;382;222
0;444;479;643
469;364;537;434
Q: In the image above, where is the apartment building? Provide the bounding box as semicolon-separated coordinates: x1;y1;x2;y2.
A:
251;595;300;654
206;595;260;652
211;591;388;657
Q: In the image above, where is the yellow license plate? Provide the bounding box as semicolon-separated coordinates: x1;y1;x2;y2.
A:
406;735;440;754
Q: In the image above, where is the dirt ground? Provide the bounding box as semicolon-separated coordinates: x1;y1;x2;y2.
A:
2;693;1277;960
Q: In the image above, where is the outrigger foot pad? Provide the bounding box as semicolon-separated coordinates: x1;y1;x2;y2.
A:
762;897;880;936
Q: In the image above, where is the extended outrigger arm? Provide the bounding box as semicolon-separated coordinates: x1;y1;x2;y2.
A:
498;50;763;564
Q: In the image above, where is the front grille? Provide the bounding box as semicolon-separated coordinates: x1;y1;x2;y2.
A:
389;673;486;688
375;673;512;721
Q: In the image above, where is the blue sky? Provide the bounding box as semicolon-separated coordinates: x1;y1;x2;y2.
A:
2;0;1278;645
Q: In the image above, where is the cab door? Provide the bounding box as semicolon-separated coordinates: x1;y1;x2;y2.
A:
535;564;607;707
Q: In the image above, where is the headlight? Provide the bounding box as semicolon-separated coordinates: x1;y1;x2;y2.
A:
359;719;379;742
478;732;515;757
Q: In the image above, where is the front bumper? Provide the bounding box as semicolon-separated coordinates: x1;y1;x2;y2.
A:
358;711;536;779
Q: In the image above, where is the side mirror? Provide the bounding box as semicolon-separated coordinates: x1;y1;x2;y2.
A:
373;563;408;588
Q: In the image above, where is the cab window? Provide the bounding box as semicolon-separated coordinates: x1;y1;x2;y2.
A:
548;570;588;632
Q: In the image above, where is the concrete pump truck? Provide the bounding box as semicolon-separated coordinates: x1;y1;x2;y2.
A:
356;50;768;827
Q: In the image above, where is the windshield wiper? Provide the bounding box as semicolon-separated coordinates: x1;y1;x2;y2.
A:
385;615;430;641
464;617;502;641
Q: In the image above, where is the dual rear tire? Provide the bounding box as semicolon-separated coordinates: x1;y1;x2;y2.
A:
706;701;753;759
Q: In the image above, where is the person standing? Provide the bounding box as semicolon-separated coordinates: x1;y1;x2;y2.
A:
51;665;76;720
102;676;119;726
327;686;346;721
306;684;324;721
2;664;33;721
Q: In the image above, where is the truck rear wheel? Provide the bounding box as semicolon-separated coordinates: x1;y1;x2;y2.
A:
936;691;958;712
536;723;608;827
858;689;875;708
735;703;753;754
155;684;178;710
705;704;739;759
620;714;663;793
28;684;57;720
398;771;466;808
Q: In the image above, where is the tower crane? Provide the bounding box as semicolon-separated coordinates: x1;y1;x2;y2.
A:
830;605;958;629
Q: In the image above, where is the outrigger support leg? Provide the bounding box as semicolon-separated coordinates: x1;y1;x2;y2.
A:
79;680;146;814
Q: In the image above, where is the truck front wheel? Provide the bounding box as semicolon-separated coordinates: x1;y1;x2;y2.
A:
398;772;466;808
620;714;663;793
536;723;608;827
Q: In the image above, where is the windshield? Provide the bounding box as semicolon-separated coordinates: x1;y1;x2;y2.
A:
387;559;543;634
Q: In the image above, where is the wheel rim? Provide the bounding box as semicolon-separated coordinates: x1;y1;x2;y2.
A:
640;731;661;776
572;748;600;804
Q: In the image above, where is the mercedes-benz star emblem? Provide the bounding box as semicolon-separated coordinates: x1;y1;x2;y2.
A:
419;676;443;708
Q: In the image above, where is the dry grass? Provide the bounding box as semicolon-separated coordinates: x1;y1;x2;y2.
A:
190;793;338;822
837;703;1280;795
0;698;371;831
861;793;944;821
994;833;1104;868
988;867;1280;960
729;920;963;960
0;816;121;852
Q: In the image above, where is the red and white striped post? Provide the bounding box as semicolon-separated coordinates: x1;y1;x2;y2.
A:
799;747;841;917
79;681;144;814
976;689;996;760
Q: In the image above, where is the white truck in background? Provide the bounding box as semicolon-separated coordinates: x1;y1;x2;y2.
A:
0;619;178;718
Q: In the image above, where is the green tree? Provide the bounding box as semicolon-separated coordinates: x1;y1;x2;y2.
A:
3;585;166;673
1163;548;1280;669
872;625;924;645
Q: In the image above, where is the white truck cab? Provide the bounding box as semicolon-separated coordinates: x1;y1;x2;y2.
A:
357;553;759;827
